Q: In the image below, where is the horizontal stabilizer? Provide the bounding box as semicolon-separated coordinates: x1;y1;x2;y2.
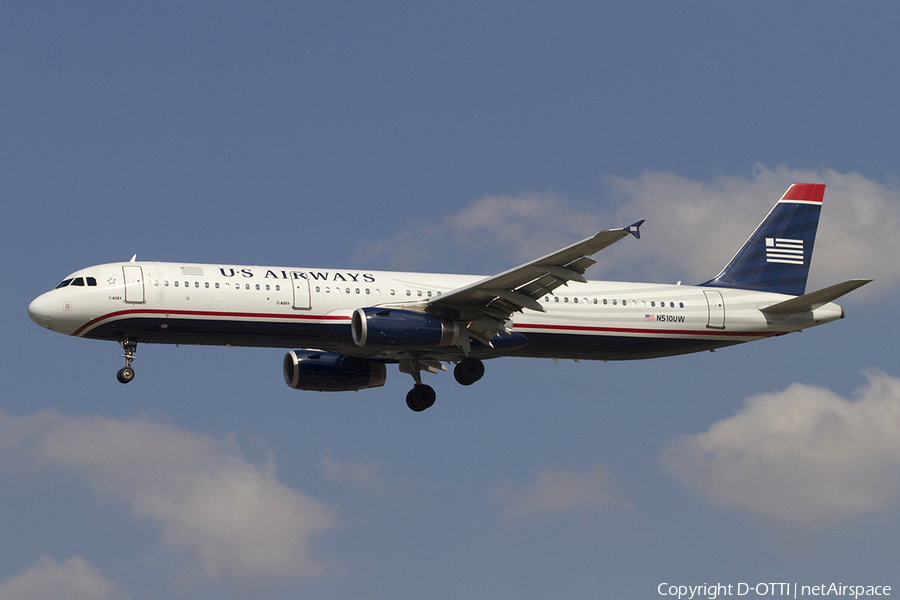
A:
759;279;872;314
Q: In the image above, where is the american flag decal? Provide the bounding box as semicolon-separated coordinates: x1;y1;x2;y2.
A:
765;237;804;265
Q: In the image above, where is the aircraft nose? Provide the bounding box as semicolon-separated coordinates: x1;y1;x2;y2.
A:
28;293;52;328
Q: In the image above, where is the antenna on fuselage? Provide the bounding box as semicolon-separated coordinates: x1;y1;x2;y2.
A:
129;254;137;263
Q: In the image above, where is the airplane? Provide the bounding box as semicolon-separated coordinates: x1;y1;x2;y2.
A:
28;183;871;411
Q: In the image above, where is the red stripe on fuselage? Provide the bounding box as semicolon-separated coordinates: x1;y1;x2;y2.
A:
512;322;780;338
73;309;782;341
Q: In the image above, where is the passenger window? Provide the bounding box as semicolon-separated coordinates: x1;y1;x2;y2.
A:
245;284;250;290
679;302;684;308
205;282;210;288
670;302;674;308
573;297;578;303
593;298;598;304
215;282;219;289
651;301;655;307
194;282;199;288
406;290;411;296
55;279;73;289
256;284;261;291
275;285;280;291
164;280;169;287
356;288;361;294
390;290;396;296
603;299;607;305
612;299;617;305
174;281;179;287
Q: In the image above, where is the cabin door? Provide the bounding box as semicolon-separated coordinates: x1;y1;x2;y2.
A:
122;266;145;304
292;274;311;310
703;290;725;329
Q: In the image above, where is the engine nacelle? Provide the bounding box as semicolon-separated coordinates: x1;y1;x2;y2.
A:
351;307;460;349
283;350;387;392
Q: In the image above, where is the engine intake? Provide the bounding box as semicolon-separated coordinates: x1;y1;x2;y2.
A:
283;350;387;391
352;307;460;349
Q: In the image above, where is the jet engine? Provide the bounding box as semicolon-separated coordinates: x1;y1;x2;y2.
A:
283;350;387;391
351;307;460;349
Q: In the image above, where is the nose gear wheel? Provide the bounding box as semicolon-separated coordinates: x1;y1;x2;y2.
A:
117;338;137;384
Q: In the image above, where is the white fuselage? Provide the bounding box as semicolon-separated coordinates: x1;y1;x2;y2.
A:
28;261;844;362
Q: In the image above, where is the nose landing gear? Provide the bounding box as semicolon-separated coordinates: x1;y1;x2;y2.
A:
116;338;137;384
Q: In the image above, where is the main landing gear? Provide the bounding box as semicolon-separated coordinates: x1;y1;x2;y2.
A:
116;338;137;384
401;357;485;412
453;357;485;386
406;383;436;412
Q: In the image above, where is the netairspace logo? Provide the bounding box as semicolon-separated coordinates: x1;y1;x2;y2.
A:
657;582;892;600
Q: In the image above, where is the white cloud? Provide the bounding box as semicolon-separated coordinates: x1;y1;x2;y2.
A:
0;410;337;583
661;370;900;525
362;166;900;296
489;465;620;519
319;451;385;495
604;166;900;291
0;556;124;600
360;191;601;273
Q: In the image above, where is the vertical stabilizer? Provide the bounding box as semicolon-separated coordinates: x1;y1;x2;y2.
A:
701;183;824;296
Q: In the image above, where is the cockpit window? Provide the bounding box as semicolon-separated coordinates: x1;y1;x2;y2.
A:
71;277;85;286
55;279;73;289
86;277;97;286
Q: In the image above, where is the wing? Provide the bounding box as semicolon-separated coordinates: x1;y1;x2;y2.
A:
426;221;644;347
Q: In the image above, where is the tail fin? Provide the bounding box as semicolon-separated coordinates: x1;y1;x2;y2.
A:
701;183;825;296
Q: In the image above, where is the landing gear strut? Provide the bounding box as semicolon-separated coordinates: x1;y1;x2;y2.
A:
117;338;137;384
400;359;439;412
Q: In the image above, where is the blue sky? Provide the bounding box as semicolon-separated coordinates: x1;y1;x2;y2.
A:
2;2;899;599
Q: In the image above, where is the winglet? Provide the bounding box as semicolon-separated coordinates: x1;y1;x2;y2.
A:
624;220;644;240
